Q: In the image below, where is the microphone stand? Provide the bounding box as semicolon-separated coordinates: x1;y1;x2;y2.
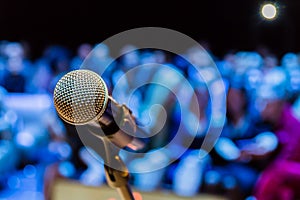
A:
102;138;135;200
104;165;134;200
77;124;135;200
78;99;141;200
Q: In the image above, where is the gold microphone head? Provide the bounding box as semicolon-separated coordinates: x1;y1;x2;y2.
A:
53;69;108;125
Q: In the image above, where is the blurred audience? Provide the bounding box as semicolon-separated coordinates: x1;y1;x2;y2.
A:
1;40;300;200
253;68;300;200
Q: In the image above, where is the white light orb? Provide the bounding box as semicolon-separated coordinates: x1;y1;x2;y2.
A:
261;3;278;20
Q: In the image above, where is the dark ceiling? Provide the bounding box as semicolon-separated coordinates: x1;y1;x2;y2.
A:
1;0;300;58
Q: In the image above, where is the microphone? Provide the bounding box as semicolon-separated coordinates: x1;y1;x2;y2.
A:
53;69;144;151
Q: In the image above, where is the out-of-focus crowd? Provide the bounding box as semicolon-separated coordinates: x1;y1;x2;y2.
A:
1;41;300;200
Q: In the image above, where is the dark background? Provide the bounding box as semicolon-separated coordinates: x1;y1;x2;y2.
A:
1;0;299;59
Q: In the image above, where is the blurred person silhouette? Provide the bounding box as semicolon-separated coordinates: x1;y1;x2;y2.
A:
70;43;92;70
2;57;26;93
27;60;53;94
106;48;185;193
281;53;300;103
43;111;106;200
0;87;20;189
170;66;214;197
182;66;214;148
281;52;299;70
206;74;276;200
253;67;300;200
251;53;280;109
3;42;25;59
28;45;70;94
235;52;263;87
131;45;221;195
81;43;116;92
186;46;215;70
241;52;264;118
218;51;263;127
114;49;158;100
216;50;237;79
3;42;34;88
144;48;220;196
111;45;144;117
47;45;72;94
128;148;171;192
0;41;8;86
111;45;141;89
262;54;278;74
113;47;211;193
113;48;177;192
139;62;185;149
234;52;263;74
0;87;13;140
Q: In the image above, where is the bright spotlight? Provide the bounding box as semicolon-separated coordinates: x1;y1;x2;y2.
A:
261;3;278;20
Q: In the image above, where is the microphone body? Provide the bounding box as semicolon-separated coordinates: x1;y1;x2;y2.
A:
53;69;143;151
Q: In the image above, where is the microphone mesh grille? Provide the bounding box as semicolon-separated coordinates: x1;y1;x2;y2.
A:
53;69;108;124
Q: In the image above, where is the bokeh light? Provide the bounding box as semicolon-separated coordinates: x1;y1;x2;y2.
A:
261;3;278;20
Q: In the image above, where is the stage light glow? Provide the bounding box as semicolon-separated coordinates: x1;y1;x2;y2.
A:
261;3;277;20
